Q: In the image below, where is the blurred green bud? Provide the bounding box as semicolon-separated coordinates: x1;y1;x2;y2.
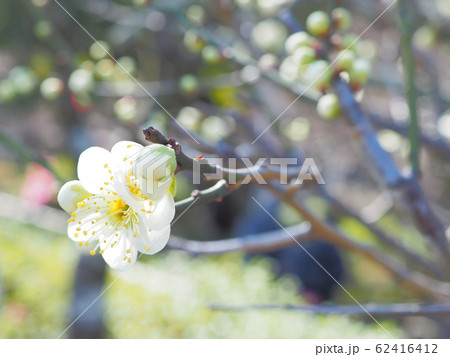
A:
89;41;111;61
201;46;222;64
34;20;52;40
332;8;352;32
68;69;94;93
349;58;371;85
317;93;340;120
258;53;279;70
0;80;17;103
179;74;199;94
177;106;203;131
200;116;234;143
117;56;137;76
186;5;206;25
184;30;205;53
251;19;287;54
437;113;450;141
57;180;91;214
279;56;300;82
306;11;330;37
303;60;333;90
292;46;316;66
282;117;310;141
256;0;294;16
356;40;377;60
40;77;64;100
30;52;55;78
114;96;137;122
9;66;37;95
94;59;116;80
413;26;437;50
284;31;314;55
340;33;358;50
132;0;151;8
335;50;355;72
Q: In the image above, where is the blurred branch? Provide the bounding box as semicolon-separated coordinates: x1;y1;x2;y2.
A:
210;302;450;317
333;78;449;258
398;0;420;176
318;187;442;276
168;222;312;255
266;184;450;300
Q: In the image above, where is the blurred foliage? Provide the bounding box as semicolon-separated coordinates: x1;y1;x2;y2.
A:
0;219;402;338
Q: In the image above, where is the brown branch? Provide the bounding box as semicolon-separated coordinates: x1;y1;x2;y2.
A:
266;184;450;301
333;78;449;257
168;222;312;255
210;302;450;317
143;126;303;182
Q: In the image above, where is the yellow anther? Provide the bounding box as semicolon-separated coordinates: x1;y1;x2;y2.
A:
83;231;88;236
123;157;127;161
90;250;96;256
85;242;89;246
104;164;108;168
75;233;79;238
127;145;132;148
78;242;83;246
127;258;131;263
105;222;108;225
76;228;81;231
126;249;131;254
145;246;150;251
99;250;104;254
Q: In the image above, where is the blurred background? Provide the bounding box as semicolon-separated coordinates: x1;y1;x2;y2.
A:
0;0;450;338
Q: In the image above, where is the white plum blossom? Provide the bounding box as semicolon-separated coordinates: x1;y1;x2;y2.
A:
57;141;177;271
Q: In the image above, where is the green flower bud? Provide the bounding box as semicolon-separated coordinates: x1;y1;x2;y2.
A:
317;93;340;120
332;8;352;32
284;31;314;55
40;77;64;100
68;69;94;94
292;46;316;66
306;11;331;37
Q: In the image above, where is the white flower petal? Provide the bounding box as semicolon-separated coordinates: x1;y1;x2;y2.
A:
139;193;175;230
111;141;143;168
67;195;112;242
100;233;137;271
57;180;91;214
136;221;171;255
77;147;112;194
